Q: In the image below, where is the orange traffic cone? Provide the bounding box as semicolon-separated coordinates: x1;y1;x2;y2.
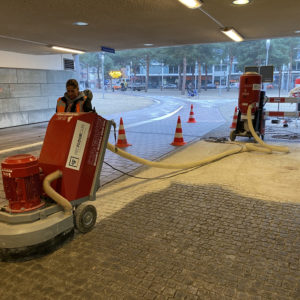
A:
230;106;238;129
171;116;187;146
116;117;132;148
187;104;196;123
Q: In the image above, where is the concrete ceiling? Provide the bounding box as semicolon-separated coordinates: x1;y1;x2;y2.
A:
1;0;300;55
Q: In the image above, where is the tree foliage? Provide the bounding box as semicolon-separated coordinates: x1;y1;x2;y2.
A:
79;37;300;85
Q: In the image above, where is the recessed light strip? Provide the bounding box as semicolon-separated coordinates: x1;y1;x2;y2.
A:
51;46;85;54
232;0;251;5
221;27;244;42
177;0;203;9
73;21;88;26
177;0;245;42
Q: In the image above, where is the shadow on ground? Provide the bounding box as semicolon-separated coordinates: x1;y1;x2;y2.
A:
1;183;300;299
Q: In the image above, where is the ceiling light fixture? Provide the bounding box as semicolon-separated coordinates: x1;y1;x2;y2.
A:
232;0;251;5
51;46;85;54
144;43;154;46
221;27;244;42
73;21;88;26
177;0;245;42
177;0;203;9
294;30;300;34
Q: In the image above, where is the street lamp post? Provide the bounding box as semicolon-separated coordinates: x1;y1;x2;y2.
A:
161;62;164;90
194;61;198;91
220;59;223;85
263;39;271;90
130;61;133;84
101;52;105;99
219;59;223;95
265;39;271;66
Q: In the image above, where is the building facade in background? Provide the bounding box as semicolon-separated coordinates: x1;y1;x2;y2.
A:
81;58;300;91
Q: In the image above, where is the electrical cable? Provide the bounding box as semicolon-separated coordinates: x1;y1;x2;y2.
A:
104;161;200;180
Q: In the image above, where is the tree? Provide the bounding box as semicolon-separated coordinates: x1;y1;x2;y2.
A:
109;48;160;91
155;46;184;90
158;45;200;94
215;42;240;91
80;53;95;87
269;37;300;89
190;44;219;92
80;52;114;88
79;36;300;92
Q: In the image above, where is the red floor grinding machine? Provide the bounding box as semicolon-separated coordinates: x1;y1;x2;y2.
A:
0;112;112;261
230;72;266;141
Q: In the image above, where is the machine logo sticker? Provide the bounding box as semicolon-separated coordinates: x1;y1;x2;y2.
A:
68;156;79;168
1;168;12;177
66;120;90;170
253;84;261;90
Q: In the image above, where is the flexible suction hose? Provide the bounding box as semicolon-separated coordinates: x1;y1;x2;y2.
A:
107;142;243;169
43;170;73;215
106;104;289;170
246;104;289;154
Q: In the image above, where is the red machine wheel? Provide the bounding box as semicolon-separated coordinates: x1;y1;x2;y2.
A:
229;130;236;141
74;202;97;233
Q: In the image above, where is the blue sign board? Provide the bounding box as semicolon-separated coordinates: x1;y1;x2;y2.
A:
101;46;115;53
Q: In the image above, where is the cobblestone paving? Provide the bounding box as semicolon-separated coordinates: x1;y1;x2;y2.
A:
1;183;300;299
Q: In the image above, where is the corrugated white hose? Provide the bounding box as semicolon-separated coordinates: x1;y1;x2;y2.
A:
43;170;73;215
106;105;289;170
246;104;289;153
107;142;246;169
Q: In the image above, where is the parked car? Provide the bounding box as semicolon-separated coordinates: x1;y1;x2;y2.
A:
149;82;159;88
128;82;146;91
230;82;239;88
164;83;177;89
201;83;217;89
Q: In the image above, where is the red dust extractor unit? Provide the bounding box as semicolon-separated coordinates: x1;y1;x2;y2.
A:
0;112;112;261
230;72;266;141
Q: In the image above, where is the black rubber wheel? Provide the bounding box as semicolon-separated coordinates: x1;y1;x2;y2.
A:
74;202;97;233
229;130;236;141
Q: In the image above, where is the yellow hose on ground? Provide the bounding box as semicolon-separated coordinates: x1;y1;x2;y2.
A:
106;104;289;170
246;104;289;153
43;170;73;215
244;143;272;154
107;142;244;169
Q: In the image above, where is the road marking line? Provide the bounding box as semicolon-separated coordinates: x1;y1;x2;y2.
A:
0;141;43;155
126;105;183;129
